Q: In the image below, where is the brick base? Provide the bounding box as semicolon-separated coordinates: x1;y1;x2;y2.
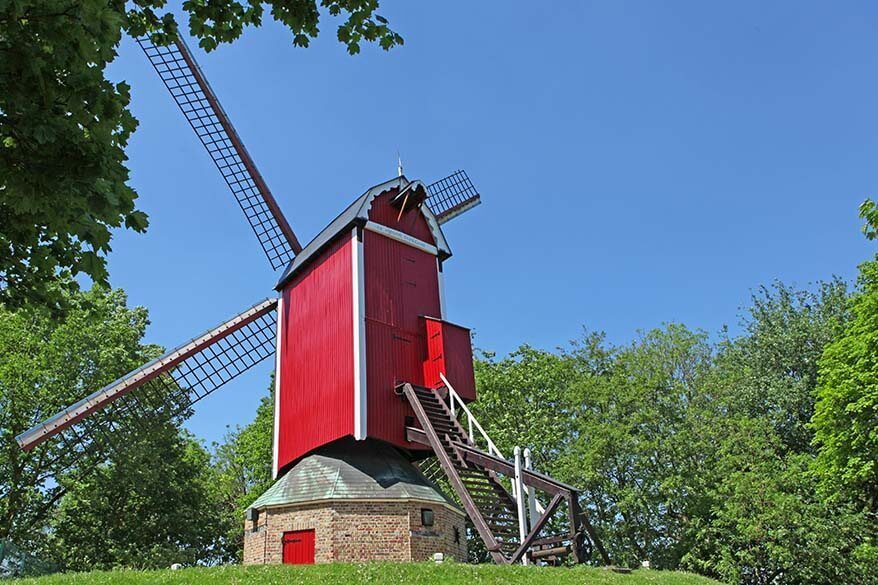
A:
243;499;467;564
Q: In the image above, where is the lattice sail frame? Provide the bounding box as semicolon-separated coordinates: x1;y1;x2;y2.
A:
137;35;301;270
16;299;278;471
427;170;482;224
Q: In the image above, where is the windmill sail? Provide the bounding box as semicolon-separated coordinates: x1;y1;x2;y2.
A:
137;35;302;269
427;170;482;224
16;299;279;472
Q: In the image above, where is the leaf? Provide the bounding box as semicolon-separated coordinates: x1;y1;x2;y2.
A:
125;210;149;232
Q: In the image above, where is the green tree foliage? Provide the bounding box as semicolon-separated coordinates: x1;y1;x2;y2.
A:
812;204;878;511
472;344;584;470
473;281;874;584
564;325;717;569
475;325;717;568
211;382;275;562
859;199;878;241
712;281;850;455
0;287;161;552
685;423;875;584
49;426;223;571
0;0;401;309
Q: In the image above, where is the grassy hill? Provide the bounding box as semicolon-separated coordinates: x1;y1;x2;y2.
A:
10;563;721;585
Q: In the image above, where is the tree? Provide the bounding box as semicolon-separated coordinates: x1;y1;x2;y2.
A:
684;421;876;585
0;287;161;553
559;324;718;569
811;201;878;512
472;343;588;471
812;259;878;511
712;280;849;455
50;426;224;571
0;0;402;309
472;282;875;582
476;326;717;568
211;381;275;562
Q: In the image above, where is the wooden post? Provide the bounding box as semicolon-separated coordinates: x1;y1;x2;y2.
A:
524;448;538;531
514;446;528;565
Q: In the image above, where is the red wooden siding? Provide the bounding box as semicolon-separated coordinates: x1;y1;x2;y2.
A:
423;317;477;402
367;189;436;245
282;530;315;564
364;229;441;448
277;235;353;472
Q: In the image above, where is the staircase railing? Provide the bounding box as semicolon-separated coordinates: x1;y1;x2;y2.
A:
441;373;504;459
440;373;546;514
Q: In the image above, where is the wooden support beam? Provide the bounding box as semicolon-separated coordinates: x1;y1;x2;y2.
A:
571;495;611;565
456;443;577;494
566;492;582;564
530;545;573;560
405;426;429;446
510;493;565;564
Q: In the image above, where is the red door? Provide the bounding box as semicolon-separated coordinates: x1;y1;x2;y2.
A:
282;529;315;564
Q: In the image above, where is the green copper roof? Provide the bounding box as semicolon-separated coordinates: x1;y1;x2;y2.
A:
248;438;458;510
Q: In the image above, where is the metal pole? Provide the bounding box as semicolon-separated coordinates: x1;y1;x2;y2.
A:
514;446;529;565
524;448;538;533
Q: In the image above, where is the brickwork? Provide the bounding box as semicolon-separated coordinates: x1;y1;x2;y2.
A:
330;501;410;561
409;503;467;562
243;499;466;564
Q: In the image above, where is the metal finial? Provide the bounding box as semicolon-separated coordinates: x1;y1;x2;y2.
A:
397;152;404;177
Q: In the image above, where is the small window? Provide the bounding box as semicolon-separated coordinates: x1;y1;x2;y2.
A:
421;508;435;527
453;526;460;544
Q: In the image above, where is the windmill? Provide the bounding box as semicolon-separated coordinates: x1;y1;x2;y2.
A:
16;34;607;567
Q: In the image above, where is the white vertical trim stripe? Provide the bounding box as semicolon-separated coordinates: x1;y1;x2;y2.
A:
272;295;284;479
351;229;368;439
437;259;447;320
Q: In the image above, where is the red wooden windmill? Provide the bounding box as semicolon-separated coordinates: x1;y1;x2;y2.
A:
17;35;607;567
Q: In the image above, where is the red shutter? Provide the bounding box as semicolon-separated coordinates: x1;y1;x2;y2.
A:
422;317;476;401
282;529;315;564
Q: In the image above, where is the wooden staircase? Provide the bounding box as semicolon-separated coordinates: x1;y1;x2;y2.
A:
399;383;610;565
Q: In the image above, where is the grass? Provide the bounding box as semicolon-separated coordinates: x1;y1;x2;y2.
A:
10;563;721;585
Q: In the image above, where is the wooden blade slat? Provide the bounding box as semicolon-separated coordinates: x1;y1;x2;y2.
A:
137;34;302;269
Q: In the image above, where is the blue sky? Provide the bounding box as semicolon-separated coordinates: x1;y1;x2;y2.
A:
104;1;877;444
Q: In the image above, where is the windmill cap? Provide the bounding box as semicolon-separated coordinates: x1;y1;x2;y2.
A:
275;176;451;290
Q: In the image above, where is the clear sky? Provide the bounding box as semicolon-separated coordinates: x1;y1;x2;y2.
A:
103;1;877;445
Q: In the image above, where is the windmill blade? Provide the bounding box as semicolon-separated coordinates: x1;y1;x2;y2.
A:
136;34;302;270
426;170;482;224
15;299;279;472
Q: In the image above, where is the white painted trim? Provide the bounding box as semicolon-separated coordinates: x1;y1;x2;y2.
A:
272;296;284;479
437;259;447;320
364;221;439;256
351;229;368;439
436;196;481;225
514;446;529;565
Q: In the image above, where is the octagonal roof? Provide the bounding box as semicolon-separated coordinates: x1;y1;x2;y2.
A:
248;438;457;510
